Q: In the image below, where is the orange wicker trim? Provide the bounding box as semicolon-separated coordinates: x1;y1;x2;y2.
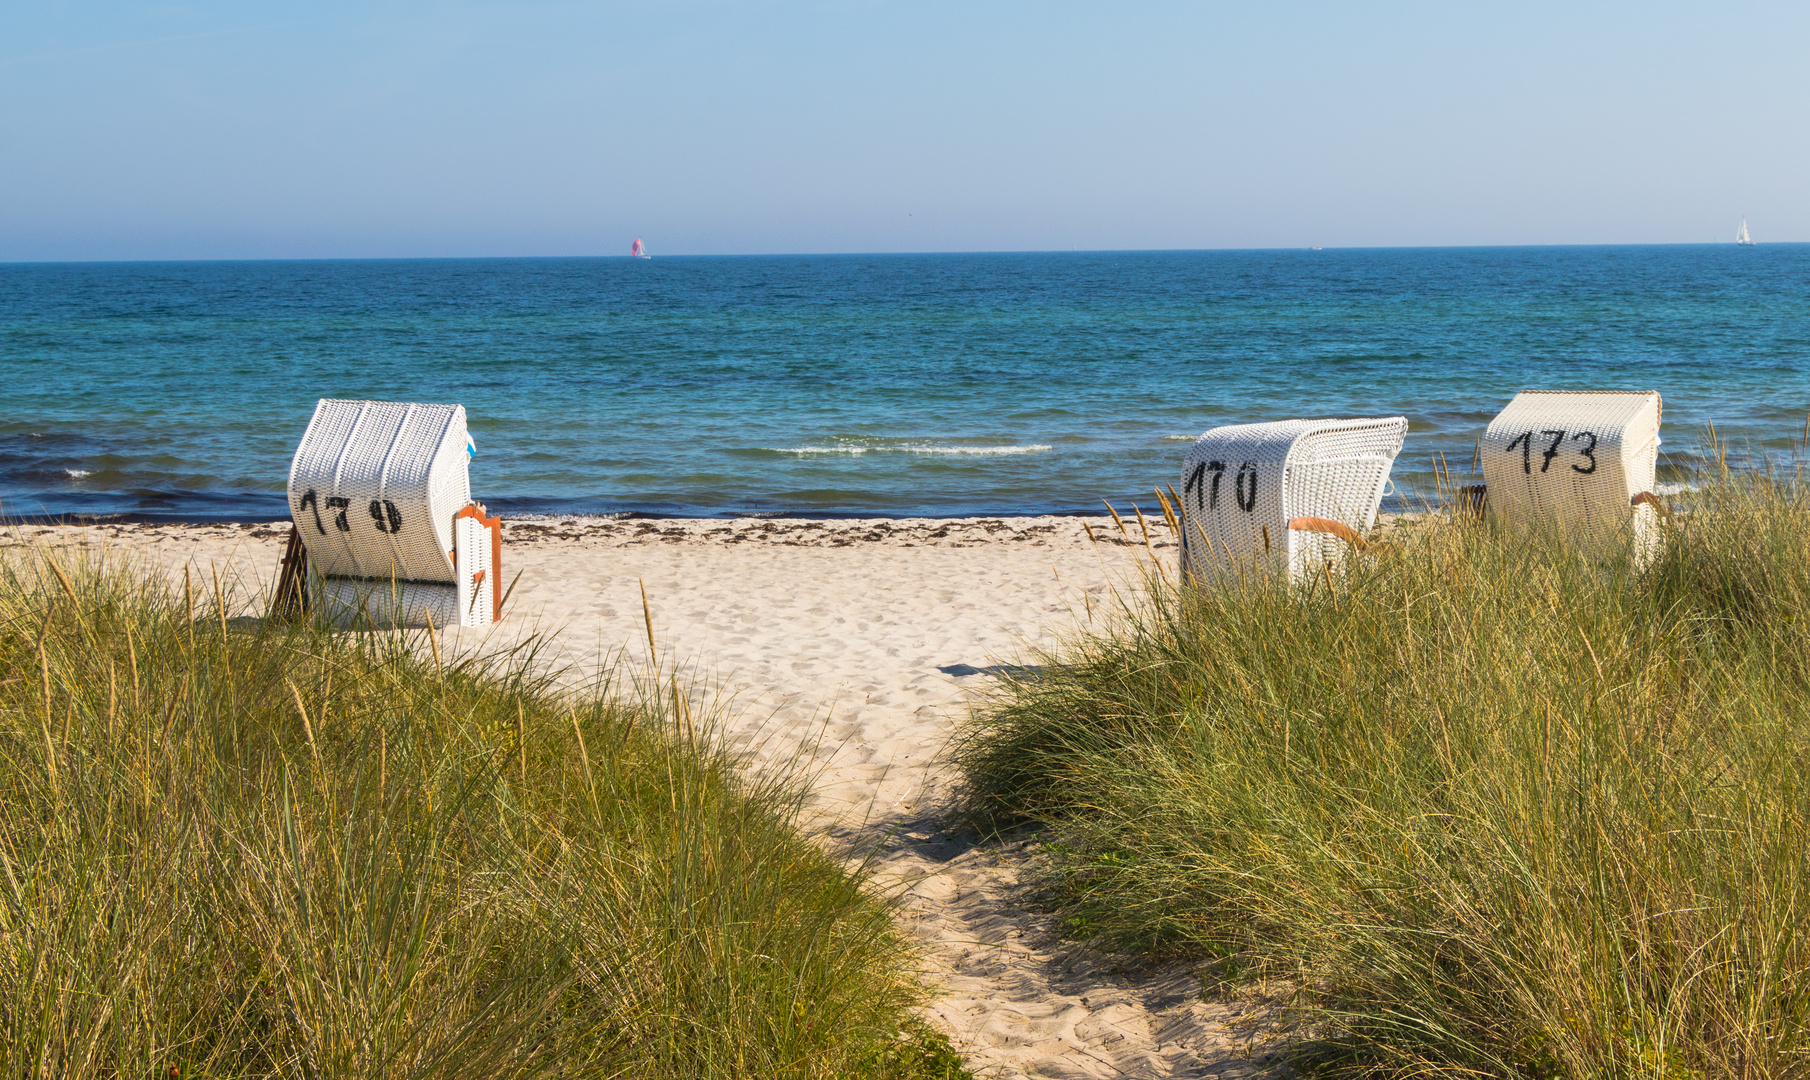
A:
454;505;505;621
1287;516;1368;552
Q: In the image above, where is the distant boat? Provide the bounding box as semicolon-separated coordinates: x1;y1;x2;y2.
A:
630;238;651;258
1736;218;1756;245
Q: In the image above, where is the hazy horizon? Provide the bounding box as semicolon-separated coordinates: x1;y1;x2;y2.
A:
5;240;1807;267
4;1;1802;262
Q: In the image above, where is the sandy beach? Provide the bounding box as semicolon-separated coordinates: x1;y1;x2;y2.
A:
11;515;1291;1079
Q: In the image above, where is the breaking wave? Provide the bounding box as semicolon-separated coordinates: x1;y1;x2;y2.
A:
763;444;1053;457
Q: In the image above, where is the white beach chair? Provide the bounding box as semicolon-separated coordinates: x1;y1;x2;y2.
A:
1479;391;1663;561
285;398;501;627
1179;417;1408;583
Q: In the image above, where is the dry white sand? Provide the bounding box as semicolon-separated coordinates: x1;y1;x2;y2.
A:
12;515;1291;1079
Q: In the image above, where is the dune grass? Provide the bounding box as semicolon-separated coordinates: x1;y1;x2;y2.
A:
0;550;969;1079
956;481;1810;1079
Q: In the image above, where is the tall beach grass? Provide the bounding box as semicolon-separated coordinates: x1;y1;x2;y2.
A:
0;548;967;1079
957;480;1810;1078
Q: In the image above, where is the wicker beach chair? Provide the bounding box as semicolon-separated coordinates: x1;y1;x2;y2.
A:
285;399;502;627
1479;391;1663;561
1179;417;1408;583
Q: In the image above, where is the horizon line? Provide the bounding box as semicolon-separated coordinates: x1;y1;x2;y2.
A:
3;240;1802;266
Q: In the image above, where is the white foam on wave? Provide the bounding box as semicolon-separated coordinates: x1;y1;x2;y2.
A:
910;444;1053;456
64;469;92;478
1653;481;1698;496
1161;434;1200;442
770;444;1053;457
508;512;638;522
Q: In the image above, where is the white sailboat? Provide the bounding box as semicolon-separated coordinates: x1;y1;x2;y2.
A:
630;237;651;258
1736;218;1755;245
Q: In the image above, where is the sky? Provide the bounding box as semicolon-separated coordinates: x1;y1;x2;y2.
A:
1;1;1804;260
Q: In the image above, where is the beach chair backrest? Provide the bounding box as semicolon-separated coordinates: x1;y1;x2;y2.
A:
287;399;472;586
1180;417;1408;582
1480;391;1662;554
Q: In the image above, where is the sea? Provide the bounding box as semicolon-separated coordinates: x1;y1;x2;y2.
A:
2;246;1806;522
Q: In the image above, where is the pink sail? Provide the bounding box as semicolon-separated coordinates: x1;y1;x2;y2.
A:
630;238;646;257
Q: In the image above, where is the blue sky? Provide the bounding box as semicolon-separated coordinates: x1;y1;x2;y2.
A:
2;1;1803;259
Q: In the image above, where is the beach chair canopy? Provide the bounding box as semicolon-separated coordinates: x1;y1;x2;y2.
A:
286;398;498;626
1179;417;1408;582
1480;390;1662;555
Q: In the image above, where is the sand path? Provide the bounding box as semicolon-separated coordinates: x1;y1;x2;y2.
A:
14;517;1287;1079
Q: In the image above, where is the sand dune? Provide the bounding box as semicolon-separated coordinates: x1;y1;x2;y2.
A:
12;515;1290;1079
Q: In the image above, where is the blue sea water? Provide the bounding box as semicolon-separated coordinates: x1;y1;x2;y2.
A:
2;247;1806;521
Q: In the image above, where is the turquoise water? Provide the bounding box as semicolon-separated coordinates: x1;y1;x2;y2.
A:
2;247;1806;520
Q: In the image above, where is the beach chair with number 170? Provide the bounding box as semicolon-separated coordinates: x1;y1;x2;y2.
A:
278;398;503;628
1178;417;1408;584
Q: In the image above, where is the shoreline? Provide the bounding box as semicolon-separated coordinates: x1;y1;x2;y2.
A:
1;507;1150;527
5;513;1142;539
5;510;1427;543
1;492;1463;529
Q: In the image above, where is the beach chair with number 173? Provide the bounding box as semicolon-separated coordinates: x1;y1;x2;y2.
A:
1478;390;1664;563
277;398;502;628
1179;417;1408;584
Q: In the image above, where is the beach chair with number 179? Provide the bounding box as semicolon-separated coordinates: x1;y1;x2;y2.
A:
278;398;502;628
1178;417;1408;584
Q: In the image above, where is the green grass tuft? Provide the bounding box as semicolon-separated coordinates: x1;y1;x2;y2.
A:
956;480;1810;1079
0;550;969;1079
